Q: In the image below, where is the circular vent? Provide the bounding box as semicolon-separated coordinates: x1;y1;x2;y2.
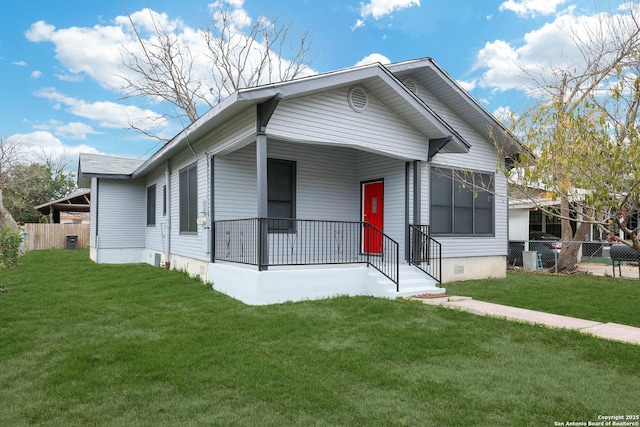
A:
403;78;418;94
348;86;369;112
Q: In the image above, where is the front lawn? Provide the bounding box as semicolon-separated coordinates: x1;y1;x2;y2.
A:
1;250;638;426
445;272;640;327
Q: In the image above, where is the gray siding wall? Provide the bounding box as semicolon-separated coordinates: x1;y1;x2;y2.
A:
214;141;408;261
96;179;146;249
267;88;428;160
420;125;507;258
214;141;361;221
168;150;211;261
398;76;509;259
144;168;167;253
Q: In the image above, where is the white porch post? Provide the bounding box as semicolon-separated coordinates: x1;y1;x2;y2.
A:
256;133;268;218
257;132;268;270
413;160;421;225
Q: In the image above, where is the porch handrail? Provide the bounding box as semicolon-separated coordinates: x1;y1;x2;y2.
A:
363;222;399;289
408;224;442;283
213;218;399;287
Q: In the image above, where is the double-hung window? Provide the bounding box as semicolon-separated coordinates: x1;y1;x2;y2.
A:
179;163;198;233
430;167;494;236
267;158;296;232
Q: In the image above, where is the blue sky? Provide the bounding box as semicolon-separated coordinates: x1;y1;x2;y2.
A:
0;0;631;165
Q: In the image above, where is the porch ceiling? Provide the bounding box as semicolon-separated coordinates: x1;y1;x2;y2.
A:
214;134;426;162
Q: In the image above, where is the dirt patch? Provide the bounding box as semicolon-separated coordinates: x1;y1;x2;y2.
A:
576;262;640;279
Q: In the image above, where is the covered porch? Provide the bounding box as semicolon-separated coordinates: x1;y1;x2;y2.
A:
208;137;444;304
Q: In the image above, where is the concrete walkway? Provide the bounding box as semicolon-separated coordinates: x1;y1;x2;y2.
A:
416;296;640;345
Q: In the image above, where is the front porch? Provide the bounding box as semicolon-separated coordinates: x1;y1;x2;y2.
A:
209;218;443;305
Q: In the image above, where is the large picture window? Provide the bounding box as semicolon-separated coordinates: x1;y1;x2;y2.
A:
430;167;494;236
267;158;296;232
179;164;198;233
146;184;156;226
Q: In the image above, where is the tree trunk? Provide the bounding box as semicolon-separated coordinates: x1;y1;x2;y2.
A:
0;188;17;229
558;219;591;272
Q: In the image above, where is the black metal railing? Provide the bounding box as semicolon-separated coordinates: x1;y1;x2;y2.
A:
408;224;441;283
213;218;399;286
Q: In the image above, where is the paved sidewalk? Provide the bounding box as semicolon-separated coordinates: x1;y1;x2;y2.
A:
416;296;640;345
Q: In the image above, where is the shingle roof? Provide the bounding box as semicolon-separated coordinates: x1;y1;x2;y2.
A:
77;153;145;187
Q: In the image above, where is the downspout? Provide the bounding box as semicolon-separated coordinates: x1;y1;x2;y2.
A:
165;160;172;267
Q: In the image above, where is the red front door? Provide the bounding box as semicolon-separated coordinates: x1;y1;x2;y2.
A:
362;180;384;254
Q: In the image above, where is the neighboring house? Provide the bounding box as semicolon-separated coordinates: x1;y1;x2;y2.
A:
77;58;522;305
34;188;91;224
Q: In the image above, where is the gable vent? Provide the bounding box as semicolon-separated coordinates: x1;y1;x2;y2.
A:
403;78;418;95
348;86;369;112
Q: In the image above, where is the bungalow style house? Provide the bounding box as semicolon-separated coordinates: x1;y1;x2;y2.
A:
77;58;522;305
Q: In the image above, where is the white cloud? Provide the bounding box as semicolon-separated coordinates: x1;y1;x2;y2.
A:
209;0;252;29
25;20;55;42
35;87;168;132
25;20;129;91
499;0;569;18
31;70;42;78
351;19;365;31
24;2;305;104
354;0;420;29
355;53;391;67
9;131;102;164
458;79;478;92
12;61;27;66
55;73;84;83
55;122;100;140
22;1;314;145
360;0;421;20
35;120;100;140
114;8;183;33
473;39;522;92
492;105;515;122
470;6;639;96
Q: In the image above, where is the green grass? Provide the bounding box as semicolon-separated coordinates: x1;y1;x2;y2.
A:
445;272;640;327
1;250;639;426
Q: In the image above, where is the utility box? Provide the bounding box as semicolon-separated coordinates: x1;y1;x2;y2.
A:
523;251;537;271
65;235;78;250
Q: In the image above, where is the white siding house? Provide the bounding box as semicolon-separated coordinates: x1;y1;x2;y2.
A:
78;58;523;305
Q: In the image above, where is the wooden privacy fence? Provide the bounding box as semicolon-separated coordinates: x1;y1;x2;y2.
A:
22;223;90;250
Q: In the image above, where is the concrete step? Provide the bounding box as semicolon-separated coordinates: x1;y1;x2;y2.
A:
377;264;445;298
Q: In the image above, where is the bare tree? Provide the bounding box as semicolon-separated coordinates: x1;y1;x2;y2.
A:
119;2;315;140
500;3;640;271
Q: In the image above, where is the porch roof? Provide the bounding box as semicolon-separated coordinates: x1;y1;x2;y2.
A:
130;60;472;178
77;58;525;181
34;188;91;216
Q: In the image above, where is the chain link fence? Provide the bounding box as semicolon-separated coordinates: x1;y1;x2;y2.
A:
508;240;640;277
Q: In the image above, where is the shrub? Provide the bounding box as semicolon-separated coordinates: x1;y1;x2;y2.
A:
0;226;22;268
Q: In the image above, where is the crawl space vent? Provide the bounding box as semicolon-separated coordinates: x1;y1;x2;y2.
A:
348;86;369;112
403;78;418;94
